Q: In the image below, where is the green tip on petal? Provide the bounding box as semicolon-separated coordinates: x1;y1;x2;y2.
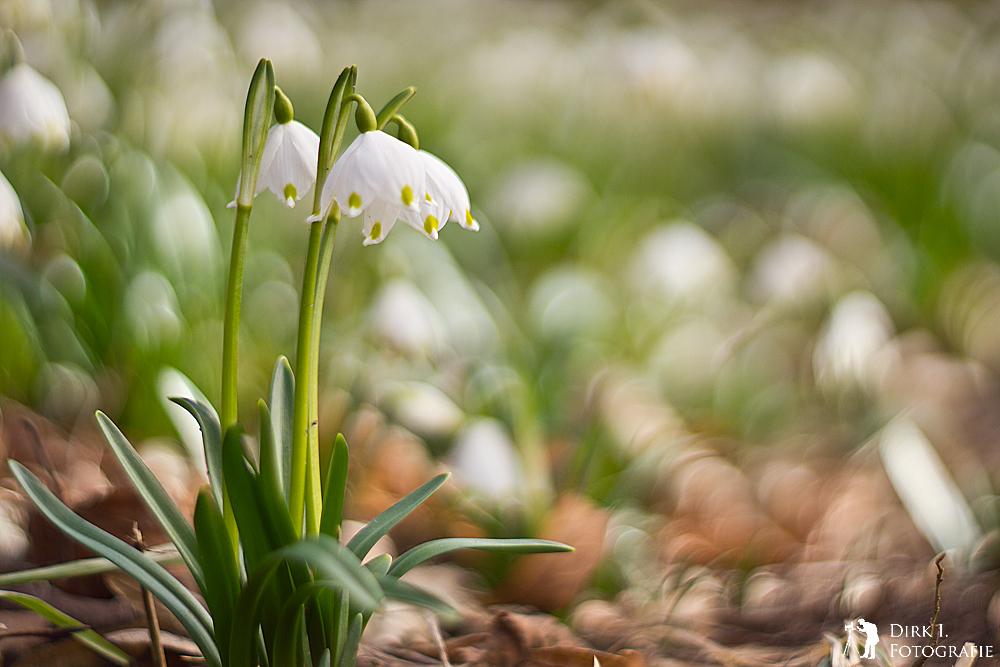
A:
369;221;382;241
401;185;413;207
283;183;297;204
348;192;362;212
424;215;438;237
425;192;433;202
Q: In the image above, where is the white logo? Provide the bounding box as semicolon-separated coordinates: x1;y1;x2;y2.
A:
844;619;880;659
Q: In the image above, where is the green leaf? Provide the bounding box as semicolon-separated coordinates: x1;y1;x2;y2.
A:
194;489;240;666
376;576;458;621
346;473;449;560
0;547;182;586
221;425;271;572
10;462;221;667
0;590;131;666
337;614;363;667
388;538;574;578
257;401;297;548
320;433;349;539
364;553;392;577
96;411;205;593
170;396;224;510
229;538;380;667
268;356;294;501
375;88;416;130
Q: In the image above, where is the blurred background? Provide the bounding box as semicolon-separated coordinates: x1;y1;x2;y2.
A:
3;0;1000;653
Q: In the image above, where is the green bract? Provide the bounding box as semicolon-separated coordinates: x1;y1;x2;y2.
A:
4;61;572;667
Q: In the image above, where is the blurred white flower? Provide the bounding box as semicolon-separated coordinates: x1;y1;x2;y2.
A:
631;222;736;303
449;418;523;501
488;160;590;237
369;279;447;356
814;291;894;391
386;381;465;441
0;63;71;151
0;170;29;251
228;120;319;209
312;130;424;246
400;150;479;240
749;234;839;305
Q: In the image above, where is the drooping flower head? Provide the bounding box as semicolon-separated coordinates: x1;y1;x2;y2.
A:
311;129;424;245
0;63;71;152
228;86;319;209
401;150;479;240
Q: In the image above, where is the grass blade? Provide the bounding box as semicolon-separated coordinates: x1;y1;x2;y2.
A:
320;434;349;539
0;547;181;586
96;411;205;593
194;489;240;666
388;538;573;578
337;613;363;667
10;462;221;667
0;590;131;666
169;396;224;510
376;576;457;620
346;473;449;560
269;357;294;501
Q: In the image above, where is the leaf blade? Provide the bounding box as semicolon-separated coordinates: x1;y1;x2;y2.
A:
388;538;574;578
96;411;205;593
346;473;449;560
0;590;132;666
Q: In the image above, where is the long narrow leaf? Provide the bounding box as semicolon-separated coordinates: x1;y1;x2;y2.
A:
229;540;379;667
10;462;221;667
269;357;295;501
170;396;224;510
346;473;449;560
337;614;363;667
388;538;573;578
222;426;271;572
0;547;181;586
256;402;297;549
0;590;131;666
320;434;349;539
96;411;205;593
194;489;240;666
376;576;458;620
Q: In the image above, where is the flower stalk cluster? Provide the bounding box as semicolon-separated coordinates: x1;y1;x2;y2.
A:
4;58;569;667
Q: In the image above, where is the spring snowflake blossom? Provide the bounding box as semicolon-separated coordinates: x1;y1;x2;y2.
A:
0;169;29;251
310;130;425;245
401;150;479;240
228;119;319;209
0;63;71;151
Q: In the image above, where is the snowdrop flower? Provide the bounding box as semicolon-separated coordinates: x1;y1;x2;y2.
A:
228;87;319;209
311;130;424;246
400;150;479;240
0;170;29;251
0;63;71;152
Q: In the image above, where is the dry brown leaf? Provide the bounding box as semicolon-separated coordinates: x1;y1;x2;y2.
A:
499;494;607;611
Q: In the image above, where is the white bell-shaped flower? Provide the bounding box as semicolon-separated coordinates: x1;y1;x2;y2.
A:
310;130;424;246
0;63;71;152
400;150;479;240
0;169;29;251
227;119;319;209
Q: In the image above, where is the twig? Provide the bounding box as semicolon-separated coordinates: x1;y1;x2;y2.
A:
426;612;452;667
132;524;167;667
910;553;946;667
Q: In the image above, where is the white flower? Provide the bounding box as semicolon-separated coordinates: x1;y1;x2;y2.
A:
400;150;479;240
311;130;424;246
0;63;71;152
227;119;319;209
0;170;29;251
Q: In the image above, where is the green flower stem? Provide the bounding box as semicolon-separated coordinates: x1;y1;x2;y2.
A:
220;202;252;543
289;220;324;534
304;212;340;535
